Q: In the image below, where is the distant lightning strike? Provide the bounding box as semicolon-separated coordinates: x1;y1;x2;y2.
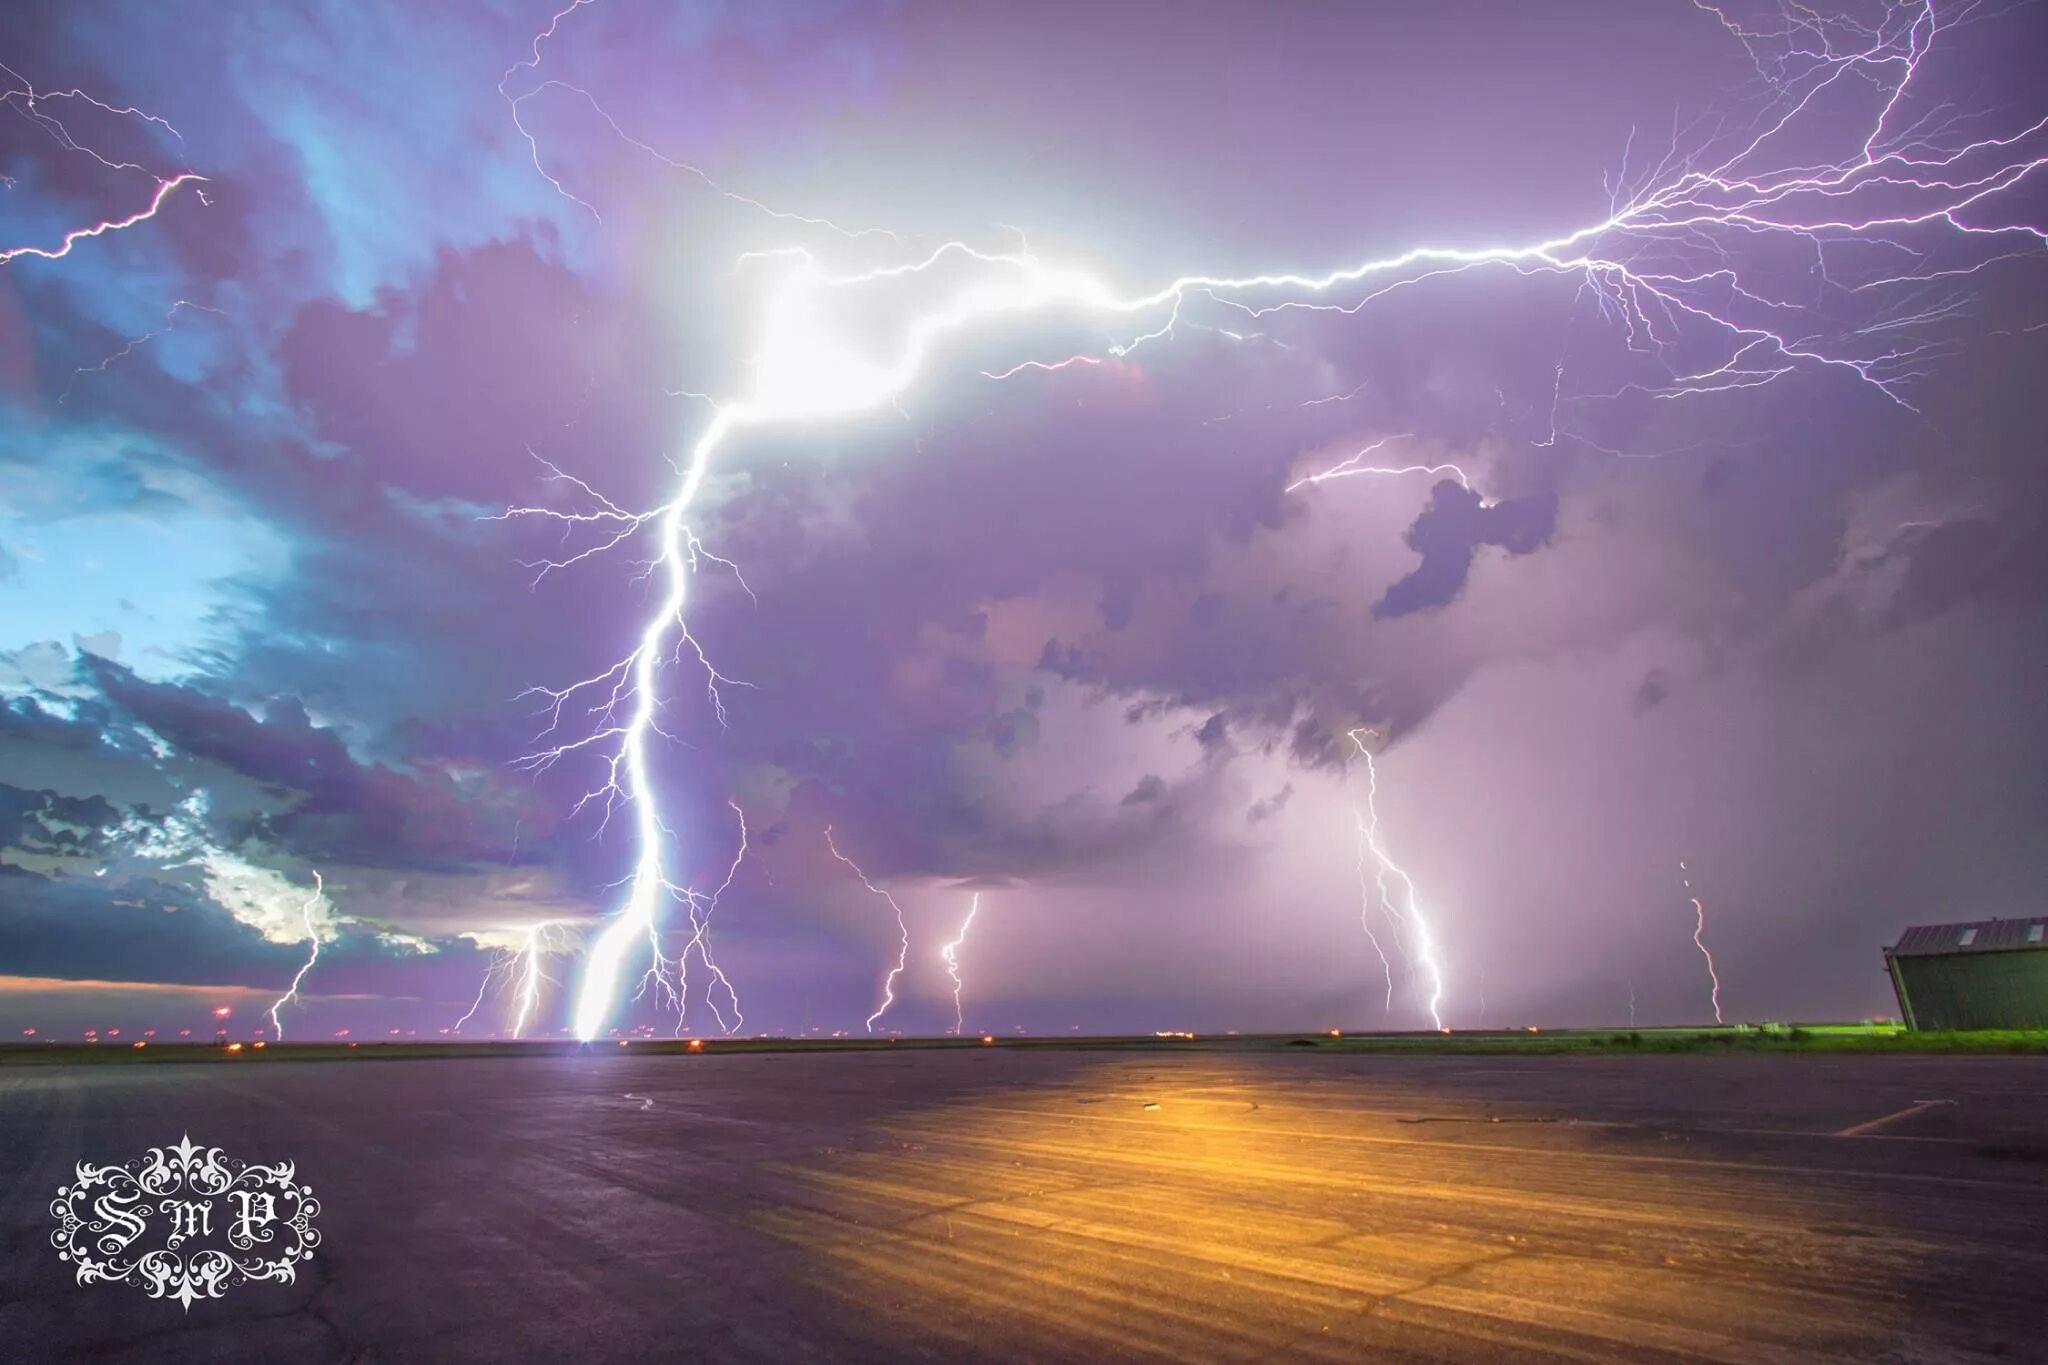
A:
267;872;325;1041
1680;861;1727;1025
497;0;2043;1037
941;893;981;1035
672;801;750;1034
1350;806;1398;1015
456;921;572;1037
1348;730;1448;1029
452;958;505;1034
823;827;911;1034
510;923;568;1039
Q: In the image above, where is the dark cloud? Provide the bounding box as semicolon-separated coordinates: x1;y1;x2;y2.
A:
0;784;122;857
1374;481;1559;618
0;862;496;1014
79;655;542;872
1631;668;1670;714
1120;774;1167;806
1247;783;1293;823
0;863;297;988
1289;717;1345;771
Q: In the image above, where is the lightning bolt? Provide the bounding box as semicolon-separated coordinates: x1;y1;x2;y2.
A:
1680;861;1726;1025
1284;433;1475;495
1349;729;1448;1030
498;0;890;241
630;919;687;1037
0;60;205;265
1;60;186;166
60;299;223;403
672;801;749;1035
0;170;207;266
1349;798;1398;1015
1203;379;1369;426
511;922;569;1039
823;826;911;1034
452;956;506;1035
456;921;572;1037
267;871;325;1041
502;0;2043;1039
940;892;981;1036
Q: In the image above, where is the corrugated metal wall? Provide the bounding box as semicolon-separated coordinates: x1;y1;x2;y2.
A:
1893;951;2048;1030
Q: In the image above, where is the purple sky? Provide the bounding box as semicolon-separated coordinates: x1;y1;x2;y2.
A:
2;0;2045;1041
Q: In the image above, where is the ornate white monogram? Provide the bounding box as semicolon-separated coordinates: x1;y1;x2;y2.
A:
49;1134;321;1310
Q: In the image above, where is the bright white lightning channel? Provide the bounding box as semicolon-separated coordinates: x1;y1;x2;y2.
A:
941;893;981;1036
267;871;325;1041
822;827;912;1034
1350;810;1398;1016
512;923;569;1038
456;921;572;1038
1348;730;1447;1030
501;0;2045;1039
672;800;750;1035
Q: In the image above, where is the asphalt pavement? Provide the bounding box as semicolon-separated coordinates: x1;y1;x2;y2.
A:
5;1046;2045;1362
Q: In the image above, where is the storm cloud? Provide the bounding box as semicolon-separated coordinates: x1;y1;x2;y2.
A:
2;0;2045;1040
